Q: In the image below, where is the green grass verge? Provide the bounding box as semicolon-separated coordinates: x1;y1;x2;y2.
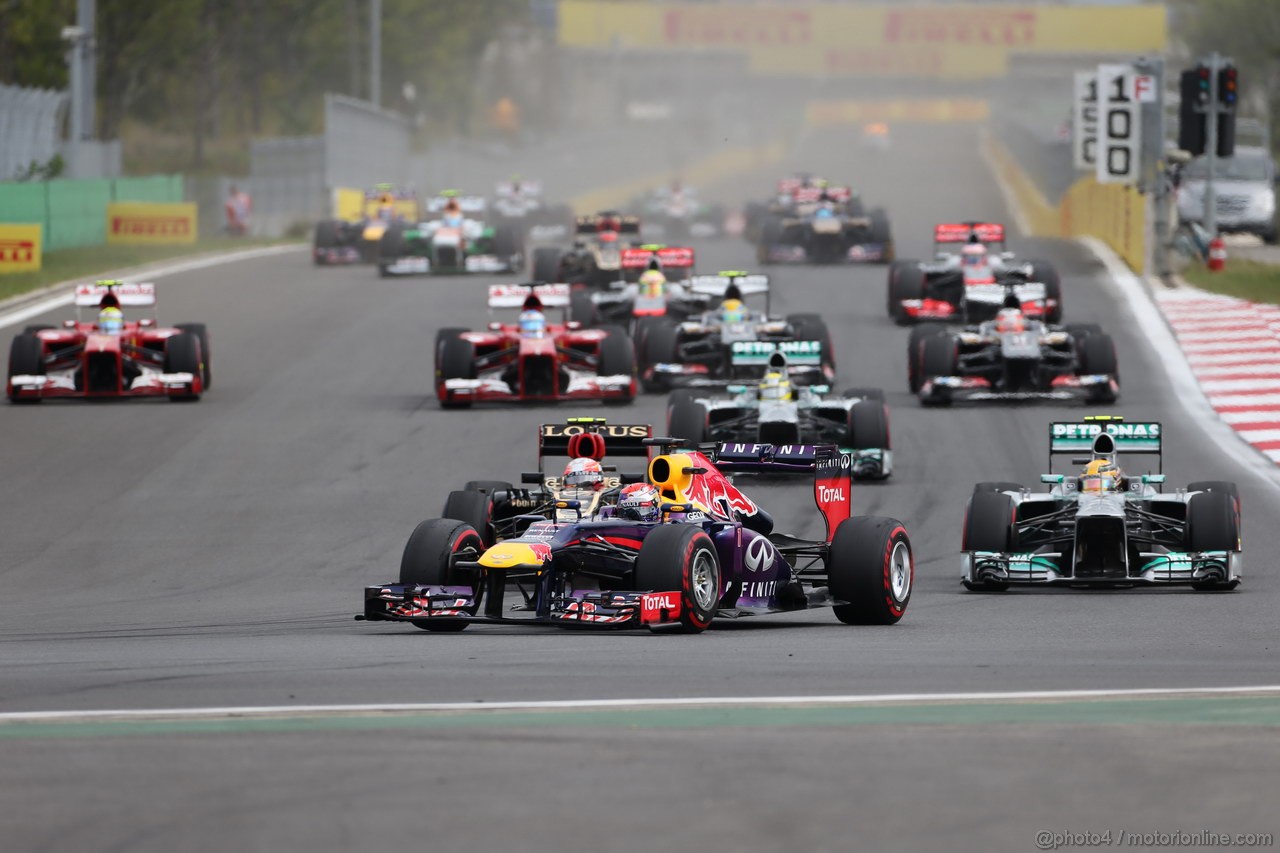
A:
1182;259;1280;304
0;237;290;303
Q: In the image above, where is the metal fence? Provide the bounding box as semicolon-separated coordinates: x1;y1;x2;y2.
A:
0;84;68;181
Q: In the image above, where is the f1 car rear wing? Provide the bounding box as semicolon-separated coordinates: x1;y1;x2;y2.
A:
577;213;641;235
621;245;695;270
934;222;1005;247
538;419;653;461
495;180;541;197
1049;417;1163;473
710;443;852;542
687;273;769;298
74;282;155;307
792;186;852;203
489;283;570;309
426;194;486;214
729;340;823;367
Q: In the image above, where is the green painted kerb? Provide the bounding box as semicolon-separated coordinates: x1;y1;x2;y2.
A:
2;696;1279;740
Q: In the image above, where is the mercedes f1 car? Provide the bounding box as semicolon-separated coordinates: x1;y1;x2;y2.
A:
7;281;208;403
313;184;418;265
639;272;835;391
435;283;636;408
754;184;893;265
377;192;522;276
887;222;1062;325
360;438;913;632
908;293;1119;406
962;417;1241;591
666;353;892;480
530;212;642;289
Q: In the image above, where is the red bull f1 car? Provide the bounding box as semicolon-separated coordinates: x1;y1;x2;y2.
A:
7;281;208;403
360;438;913;632
435;283;637;408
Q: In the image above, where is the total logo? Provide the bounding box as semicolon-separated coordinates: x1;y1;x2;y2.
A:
642;593;678;611
818;486;846;503
744;536;777;572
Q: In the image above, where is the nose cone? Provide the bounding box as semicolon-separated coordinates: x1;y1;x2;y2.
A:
478;542;549;570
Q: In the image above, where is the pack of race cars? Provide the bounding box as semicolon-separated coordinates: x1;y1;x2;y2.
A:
10;172;1244;614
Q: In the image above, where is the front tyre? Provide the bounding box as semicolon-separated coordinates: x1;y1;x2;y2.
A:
400;519;484;632
828;517;912;624
634;525;721;633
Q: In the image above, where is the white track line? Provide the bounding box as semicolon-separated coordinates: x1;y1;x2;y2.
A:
0;244;303;330
3;685;1280;723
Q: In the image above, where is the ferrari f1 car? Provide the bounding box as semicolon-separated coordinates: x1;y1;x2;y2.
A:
909;292;1119;406
439;418;653;547
529;211;642;289
377;192;522;276
313;184;418;265
962;417;1241;591
755;184;893;265
360;439;913;632
435;283;636;408
639;272;835;391
887;222;1062;325
666;353;892;480
7;281;208;403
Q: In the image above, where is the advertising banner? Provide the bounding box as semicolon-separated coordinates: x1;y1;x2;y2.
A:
106;202;198;245
0;224;42;274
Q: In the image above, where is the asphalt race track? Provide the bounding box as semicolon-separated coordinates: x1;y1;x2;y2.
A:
2;126;1277;852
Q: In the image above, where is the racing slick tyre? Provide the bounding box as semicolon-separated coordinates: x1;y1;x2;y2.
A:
640;320;679;392
828;516;912;625
1188;481;1241;509
22;324;54;335
869;208;893;261
842;387;885;402
668;397;708;447
634;524;721;633
492;223;520;261
886;260;915;316
597;326;636;406
399;519;484;631
786;313;835;376
7;333;44;404
891;266;926;326
531;247;562;283
907;322;947;392
443;489;495;546
163;332;202;402
313;219;339;263
175;323;211;390
435;327;468;352
962;490;1015;592
846;401;891;480
1079;333;1119;403
919;334;957;405
1188;485;1242;591
571;290;599;327
1029;261;1062;323
437;335;476;409
376;224;407;277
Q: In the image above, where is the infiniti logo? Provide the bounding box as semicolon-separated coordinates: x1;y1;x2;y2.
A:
744;536;776;573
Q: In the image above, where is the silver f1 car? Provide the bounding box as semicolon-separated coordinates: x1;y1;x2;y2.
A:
962;417;1241;591
666;352;891;480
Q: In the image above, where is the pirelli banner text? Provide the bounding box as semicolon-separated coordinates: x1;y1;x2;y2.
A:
0;224;42;274
557;2;1168;79
107;202;198;245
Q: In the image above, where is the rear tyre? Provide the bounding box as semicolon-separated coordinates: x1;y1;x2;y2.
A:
841;387;885;402
886;260;915;316
7;333;44;404
442;489;495;546
163;332;202;401
313;220;339;263
437;335;475;409
1029;261;1062;323
892;267;925;326
668;397;708;447
641;320;679;392
492;224;520;261
174;323;211;389
919;334;957;405
531;247;562;283
828;516;912;624
597;326;635;405
1080;333;1119;403
570;290;599;326
633;524;721;633
399;519;484;631
786;313;835;376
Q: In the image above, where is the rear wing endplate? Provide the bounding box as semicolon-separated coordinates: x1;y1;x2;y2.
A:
709;443;850;542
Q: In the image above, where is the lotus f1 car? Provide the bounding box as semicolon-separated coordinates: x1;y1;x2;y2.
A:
440;418;653;546
7;281;208;403
887;222;1062;325
377;192;522;276
909;292;1119;406
435;283;636;408
313;185;418;265
756;185;893;265
666;353;892;480
962;417;1241;591
639;272;835;391
529;212;642;289
360;439;913;632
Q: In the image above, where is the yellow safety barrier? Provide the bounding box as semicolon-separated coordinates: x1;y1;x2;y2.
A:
0;224;42;274
106;202;198;245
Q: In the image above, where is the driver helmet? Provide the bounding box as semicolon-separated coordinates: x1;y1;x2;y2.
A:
563;457;604;491
639;269;666;297
961;243;987;267
1081;458;1121;493
617;483;660;523
442;198;463;226
721;298;746;324
519;309;546;339
994;308;1026;333
98;306;124;335
759;370;792;402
